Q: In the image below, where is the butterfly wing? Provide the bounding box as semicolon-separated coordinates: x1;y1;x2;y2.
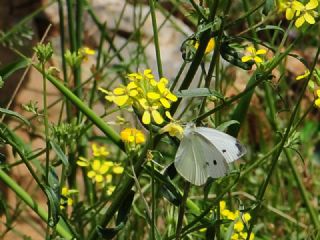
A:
174;131;229;186
195;127;246;163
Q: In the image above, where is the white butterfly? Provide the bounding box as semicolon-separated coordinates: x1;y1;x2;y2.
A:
174;123;246;186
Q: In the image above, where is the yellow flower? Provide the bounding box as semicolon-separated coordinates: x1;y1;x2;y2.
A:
78;47;95;62
241;46;267;64
139;98;164;125
157;80;178;108
160;122;184;138
296;69;310;80
107;185;116;195
107;82;139;106
87;160;112;183
220;201;226;211
112;165;124;174
92;143;109;157
194;38;215;54
234;221;244;232
120;128;145;144
231;233;239;240
288;0;318;28
243;212;252;223
60;187;78;209
221;209;238;220
315;90;320;107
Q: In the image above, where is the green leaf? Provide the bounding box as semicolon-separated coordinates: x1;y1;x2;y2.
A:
116;189;135;225
262;0;275;15
44;184;60;227
97;190;135;239
0;59;28;80
216;120;240;132
50;140;69;169
144;165;182;206
0;107;30;126
174;88;224;99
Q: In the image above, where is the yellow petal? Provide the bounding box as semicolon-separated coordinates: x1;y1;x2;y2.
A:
113;166;124;174
129;89;138;97
304;13;315;24
253;56;263;63
160;98;171;108
256;49;267;55
165;111;173;120
306;0;318;10
295;16;305;28
243;212;252;222
113;87;125;95
286;8;295;20
67;198;73;206
114;95;129;106
61;187;68;196
152;110;164;124
99;164;110;174
293;1;304;11
147;92;160;100
166;92;178;101
233;221;244;232
317;90;320;98
142;111;151;124
241;56;253;62
87;171;96;178
135;132;145;144
92;160;101;171
127;81;137;90
247;46;256;54
106;174;112;183
219;201;226;211
205;38;215;54
95;174;104;183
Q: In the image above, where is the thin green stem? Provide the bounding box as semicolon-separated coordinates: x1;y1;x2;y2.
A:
176;181;190;240
148;0;163;78
246;44;320;240
0;169;73;239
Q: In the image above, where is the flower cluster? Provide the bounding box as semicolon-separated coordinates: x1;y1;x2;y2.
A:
285;0;318;28
120;127;146;150
99;69;178;125
220;201;254;240
77;143;123;194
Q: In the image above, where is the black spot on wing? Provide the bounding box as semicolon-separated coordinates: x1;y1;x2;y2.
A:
213;160;217;165
222;149;226;153
235;140;245;157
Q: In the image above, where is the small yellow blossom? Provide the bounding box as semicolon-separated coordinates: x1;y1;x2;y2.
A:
92;143;109;157
120;128;145;144
220;201;226;211
78;47;95;62
106;82;139;106
107;185;116;195
221;209;238;220
139;99;164;125
315;90;320;107
87;160;113;183
241;46;267;64
292;0;318;28
100;69;177;126
243;212;252;223
60;187;78;209
160;122;184;138
231;233;239;240
112;165;124;174
194;38;215;54
296;69;310;80
234;221;244;232
159;111;183;138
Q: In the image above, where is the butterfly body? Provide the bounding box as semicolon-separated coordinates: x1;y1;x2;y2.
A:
174;123;246;186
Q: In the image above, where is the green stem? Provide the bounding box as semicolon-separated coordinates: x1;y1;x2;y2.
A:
0;169;73;239
33;66;124;151
176;181;190;240
148;0;163;78
41;62;50;185
246;45;320;240
284;150;320;229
